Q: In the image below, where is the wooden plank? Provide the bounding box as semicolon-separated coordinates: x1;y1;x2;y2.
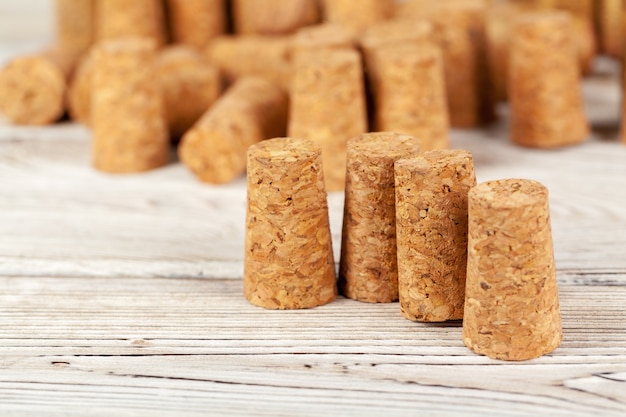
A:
0;277;624;416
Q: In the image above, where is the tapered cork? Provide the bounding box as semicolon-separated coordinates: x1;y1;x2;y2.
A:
509;12;589;148
55;0;95;56
207;35;292;90
288;48;367;191
339;132;422;303
155;45;221;139
290;24;355;54
179;77;288;184
91;38;169;173
96;0;167;46
366;43;450;151
167;0;226;48
0;50;69;125
244;137;337;310
463;179;562;361
395;150;476;322
321;0;395;34
430;0;496;128
233;0;320;35
67;48;96;125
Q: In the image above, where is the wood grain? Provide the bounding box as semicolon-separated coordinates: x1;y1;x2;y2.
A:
0;276;625;416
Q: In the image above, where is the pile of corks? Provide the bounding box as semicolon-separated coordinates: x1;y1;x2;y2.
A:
0;0;622;361
0;0;624;184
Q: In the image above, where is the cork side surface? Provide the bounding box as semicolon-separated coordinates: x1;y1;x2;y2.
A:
463;179;563;361
244;137;337;310
339;132;422;303
167;0;225;48
395;150;476;322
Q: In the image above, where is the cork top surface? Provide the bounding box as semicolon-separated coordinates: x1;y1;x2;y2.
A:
359;19;434;50
248;137;320;161
435;0;488;12
348;132;422;159
470;179;548;209
291;23;354;49
396;149;473;172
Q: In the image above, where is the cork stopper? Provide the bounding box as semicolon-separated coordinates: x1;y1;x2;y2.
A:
0;55;66;125
321;0;395;34
463;179;562;361
55;0;95;56
233;0;320;35
339;132;422;303
91;38;169;173
167;0;225;48
207;35;292;90
155;45;221;139
96;0;166;46
179;77;288;184
68;49;96;125
367;43;450;150
359;19;435;54
430;0;496;128
244;137;337;310
395;150;476;322
288;48;367;191
509;12;589;148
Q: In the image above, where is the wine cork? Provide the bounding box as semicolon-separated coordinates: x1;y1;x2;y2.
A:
431;0;496;128
366;43;450;151
288;48;368;192
290;24;355;54
233;0;320;35
244;137;337;310
55;0;95;55
463;179;562;361
67;49;96;125
509;12;589;148
167;0;226;48
339;132;422;303
155;45;221;139
395;150;476;322
321;0;395;34
358;18;436;80
96;0;167;46
91;38;169;173
0;47;75;125
179;77;288;184
597;0;623;58
394;0;439;20
207;35;292;90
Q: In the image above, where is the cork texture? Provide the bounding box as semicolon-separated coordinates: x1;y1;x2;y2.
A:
359;19;435;63
367;43;450;151
244;137;337;310
55;0;95;56
167;0;225;48
288;48;367;191
207;35;292;90
155;45;221;138
96;0;166;46
179;77;288;184
431;0;496;128
463;179;562;361
68;49;96;125
0;54;66;125
321;0;395;34
395;150;476;322
509;12;589;148
597;0;623;58
339;132;422;303
91;38;169;173
290;24;355;54
233;0;320;35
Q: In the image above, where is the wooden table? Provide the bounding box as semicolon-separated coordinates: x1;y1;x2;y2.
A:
1;27;626;417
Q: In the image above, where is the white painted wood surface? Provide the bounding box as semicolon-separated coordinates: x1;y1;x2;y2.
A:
0;4;626;415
